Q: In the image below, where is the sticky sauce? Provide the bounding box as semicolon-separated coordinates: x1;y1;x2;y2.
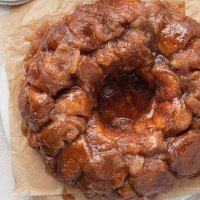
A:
21;120;28;137
62;188;75;200
99;72;153;127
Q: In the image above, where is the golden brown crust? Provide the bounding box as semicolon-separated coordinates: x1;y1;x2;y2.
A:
167;130;200;177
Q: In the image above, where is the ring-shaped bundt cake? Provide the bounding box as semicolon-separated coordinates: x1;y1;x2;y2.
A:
18;0;200;199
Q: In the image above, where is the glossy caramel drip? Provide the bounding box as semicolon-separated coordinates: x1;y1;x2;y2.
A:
62;188;75;200
21;120;28;137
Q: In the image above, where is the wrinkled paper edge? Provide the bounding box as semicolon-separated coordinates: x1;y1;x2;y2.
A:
0;0;199;199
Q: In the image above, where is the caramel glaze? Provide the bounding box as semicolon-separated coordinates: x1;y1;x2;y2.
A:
99;72;153;128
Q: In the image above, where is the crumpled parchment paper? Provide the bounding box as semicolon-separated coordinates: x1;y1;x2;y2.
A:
0;0;199;199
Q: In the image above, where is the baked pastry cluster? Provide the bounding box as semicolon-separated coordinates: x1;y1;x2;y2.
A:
18;0;200;199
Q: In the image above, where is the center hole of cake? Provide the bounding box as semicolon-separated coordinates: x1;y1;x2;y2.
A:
99;72;153;128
